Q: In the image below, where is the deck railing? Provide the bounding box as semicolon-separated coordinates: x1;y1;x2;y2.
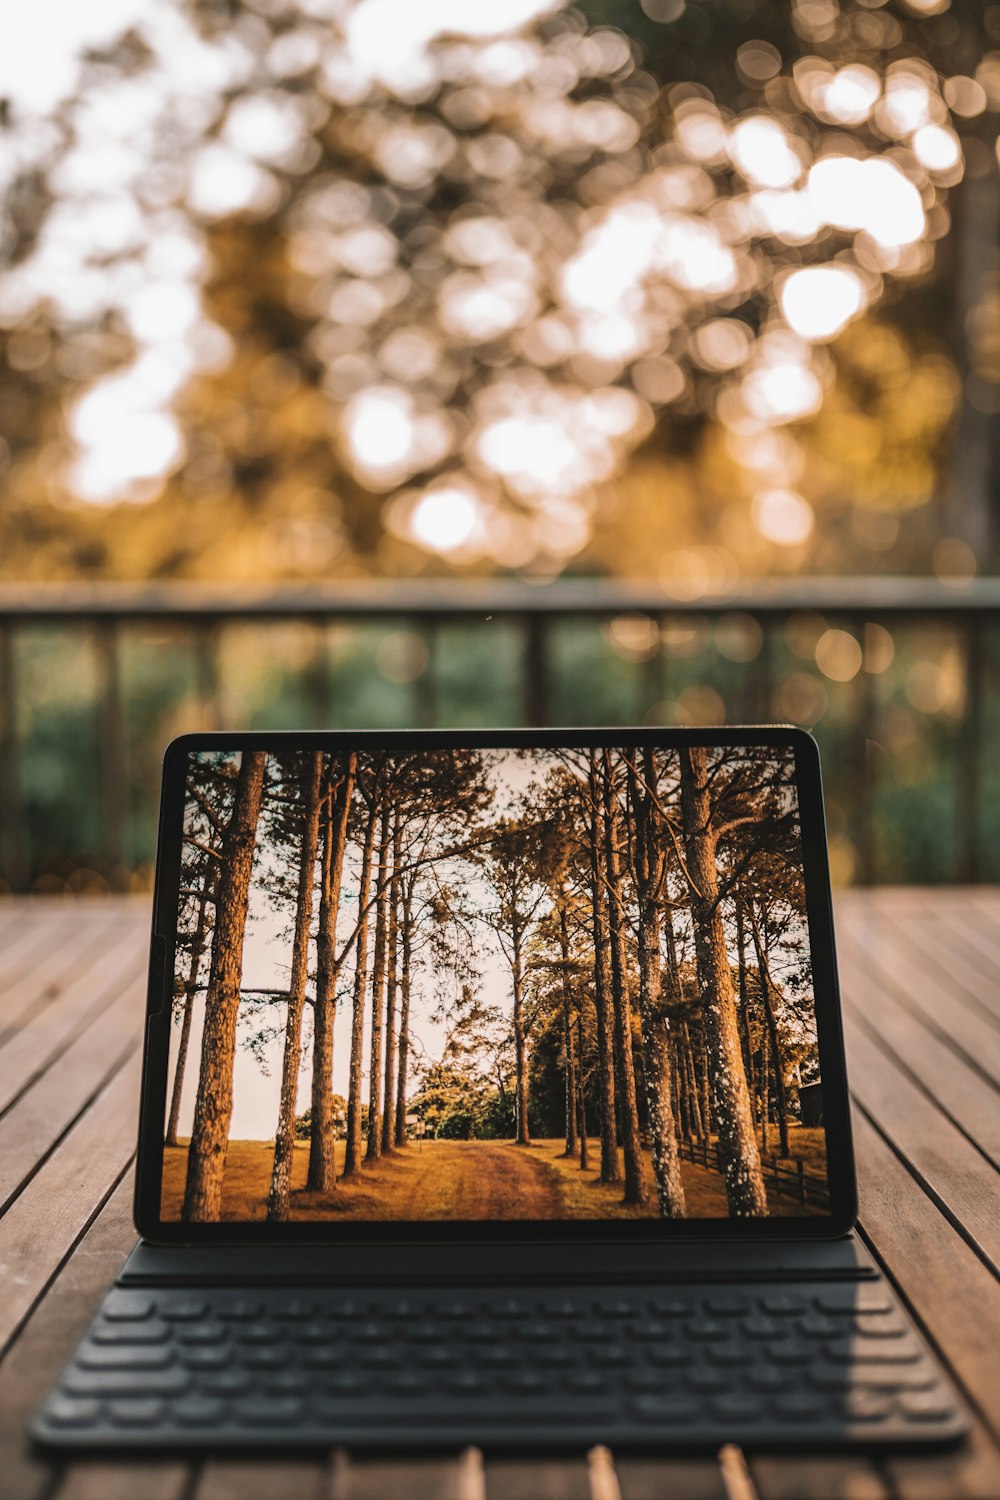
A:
1;576;998;892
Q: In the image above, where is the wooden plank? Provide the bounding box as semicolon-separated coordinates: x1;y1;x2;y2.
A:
842;1012;1000;1275
0;925;146;1113
615;1455;728;1499
332;1451;471;1500
197;1459;329;1500
0;974;145;1211
930;906;1000;1022
842;911;1000;1088
888;911;1000;1034
55;1463;190;1500
749;1452;889;1500
837;938;1000;1171
0;908;130;1033
852;1110;1000;1496
485;1456;591;1499
0;1053;140;1352
0;1173;144;1500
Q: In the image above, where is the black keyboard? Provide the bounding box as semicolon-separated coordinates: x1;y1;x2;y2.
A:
32;1281;968;1450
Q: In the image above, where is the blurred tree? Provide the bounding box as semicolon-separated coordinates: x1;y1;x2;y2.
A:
0;0;997;582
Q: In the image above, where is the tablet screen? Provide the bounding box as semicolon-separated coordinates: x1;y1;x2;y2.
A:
153;733;843;1229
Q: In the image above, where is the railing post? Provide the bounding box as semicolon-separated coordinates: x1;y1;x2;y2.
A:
195;621;224;730
958;612;983;883
304;620;331;728
415;616;438;729
523;613;548;727
95;619;128;891
0;622;25;892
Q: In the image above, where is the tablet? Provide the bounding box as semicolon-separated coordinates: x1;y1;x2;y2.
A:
134;728;855;1242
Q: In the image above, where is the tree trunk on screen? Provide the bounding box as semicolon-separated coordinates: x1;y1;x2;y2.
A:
306;751;356;1192
735;899;756;1116
268;751;323;1221
586;752;621;1185
747;905;790;1159
577;1003;590;1172
366;800;392;1163
630;747;684;1217
343;791;378;1179
394;875;415;1148
381;813;401;1154
678;745;767;1218
182;749;267;1223
603;751;648;1208
559;905;577;1157
512;911;531;1146
166;863;215;1148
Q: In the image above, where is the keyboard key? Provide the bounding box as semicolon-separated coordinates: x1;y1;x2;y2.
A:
541;1297;582;1319
494;1297;529;1319
521;1322;556;1344
535;1347;575;1369
45;1395;103;1427
648;1295;688;1317
647;1344;692;1369
218;1297;262;1320
160;1298;208;1321
624;1370;667;1394
444;1372;489;1396
563;1370;608;1396
179;1347;230;1372
711;1393;764;1422
235;1397;304;1426
842;1389;892;1422
826;1338;921;1365
385;1372;426;1397
595;1298;631;1318
324;1371;373;1396
274;1298;315;1320
173;1396;226;1426
504;1371;547;1396
63;1368;189;1398
708;1341;752;1367
201;1369;252;1396
103;1292;155;1322
767;1342;816;1366
775;1392;828;1421
760;1295;806;1316
108;1398;164;1427
233;1323;279;1346
815;1290;894;1316
177;1323;228;1346
244;1347;286;1370
439;1299;475;1320
688;1369;728;1395
704;1295;746;1317
302;1348;340;1369
589;1344;630;1369
900;1390;958;1422
274;1370;310;1394
631;1319;676;1342
632;1395;699;1424
742;1315;788;1340
686;1320;729;1342
797;1314;839;1340
78;1345;173;1372
92;1319;170;1345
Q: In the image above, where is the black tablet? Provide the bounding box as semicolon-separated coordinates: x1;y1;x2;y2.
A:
134;728;856;1243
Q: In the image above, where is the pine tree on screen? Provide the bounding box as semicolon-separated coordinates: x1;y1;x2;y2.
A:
181;748;267;1223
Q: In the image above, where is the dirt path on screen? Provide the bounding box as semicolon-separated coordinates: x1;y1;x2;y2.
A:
393;1141;564;1220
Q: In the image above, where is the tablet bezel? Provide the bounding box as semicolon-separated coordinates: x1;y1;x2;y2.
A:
134;726;857;1244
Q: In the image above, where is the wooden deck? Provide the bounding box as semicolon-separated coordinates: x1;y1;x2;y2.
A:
1;889;998;1500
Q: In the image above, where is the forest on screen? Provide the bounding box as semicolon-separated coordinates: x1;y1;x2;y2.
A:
163;745;827;1223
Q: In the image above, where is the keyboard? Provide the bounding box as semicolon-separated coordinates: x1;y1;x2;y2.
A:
32;1280;968;1450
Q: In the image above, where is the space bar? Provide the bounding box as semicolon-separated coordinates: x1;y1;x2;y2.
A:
322;1399;616;1426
